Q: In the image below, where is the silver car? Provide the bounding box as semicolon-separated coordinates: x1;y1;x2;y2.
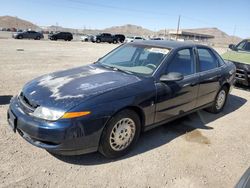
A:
12;31;44;40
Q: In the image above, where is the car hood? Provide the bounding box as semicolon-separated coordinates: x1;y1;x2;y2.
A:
222;50;250;65
21;64;142;111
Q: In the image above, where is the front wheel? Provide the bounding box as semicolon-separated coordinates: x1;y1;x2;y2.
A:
99;109;141;158
206;86;228;114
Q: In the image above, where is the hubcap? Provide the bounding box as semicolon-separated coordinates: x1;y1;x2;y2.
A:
216;90;226;110
109;118;136;151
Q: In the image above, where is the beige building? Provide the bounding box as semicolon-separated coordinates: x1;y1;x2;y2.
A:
168;30;214;42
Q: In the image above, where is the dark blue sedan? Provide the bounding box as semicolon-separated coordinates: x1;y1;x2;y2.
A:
7;41;236;158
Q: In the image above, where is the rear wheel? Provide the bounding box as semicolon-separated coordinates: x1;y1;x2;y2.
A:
113;40;117;44
206;86;228;113
96;39;101;43
99;109;141;158
18;35;23;39
36;36;41;40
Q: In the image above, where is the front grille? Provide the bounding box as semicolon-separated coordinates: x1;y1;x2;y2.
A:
18;92;38;112
236;69;247;80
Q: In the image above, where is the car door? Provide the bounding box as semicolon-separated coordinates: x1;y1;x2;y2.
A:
58;33;64;39
23;31;29;38
154;48;199;123
195;47;221;107
29;31;36;39
106;34;112;42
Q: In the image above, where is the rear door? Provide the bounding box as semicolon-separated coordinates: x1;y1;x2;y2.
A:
59;32;64;39
154;48;199;123
196;47;221;107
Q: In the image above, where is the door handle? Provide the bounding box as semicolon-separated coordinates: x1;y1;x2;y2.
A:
190;82;198;87
183;82;198;87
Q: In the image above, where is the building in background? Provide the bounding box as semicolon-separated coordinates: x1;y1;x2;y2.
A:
168;30;214;42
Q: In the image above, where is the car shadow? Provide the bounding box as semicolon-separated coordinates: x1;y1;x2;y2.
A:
52;94;247;165
0;95;13;105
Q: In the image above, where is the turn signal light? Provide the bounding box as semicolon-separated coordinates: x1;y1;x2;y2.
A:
61;111;91;119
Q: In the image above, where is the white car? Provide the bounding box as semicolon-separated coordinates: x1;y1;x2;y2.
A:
80;35;90;42
125;36;145;43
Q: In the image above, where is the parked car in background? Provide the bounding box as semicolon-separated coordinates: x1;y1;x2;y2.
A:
125;36;145;43
114;34;125;43
12;31;44;40
92;33;119;44
221;39;250;86
49;32;73;41
7;40;236;158
80;35;89;42
150;37;165;40
10;28;17;32
80;34;94;42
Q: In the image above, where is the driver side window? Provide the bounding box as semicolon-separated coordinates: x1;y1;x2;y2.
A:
244;41;250;51
166;48;195;76
236;41;247;50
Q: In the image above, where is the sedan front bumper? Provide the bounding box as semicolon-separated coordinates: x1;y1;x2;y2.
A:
7;97;108;155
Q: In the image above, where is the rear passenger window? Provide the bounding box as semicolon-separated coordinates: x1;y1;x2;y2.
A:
197;48;218;72
167;49;195;76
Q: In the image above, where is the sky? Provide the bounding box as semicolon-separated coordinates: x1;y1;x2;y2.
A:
0;0;250;38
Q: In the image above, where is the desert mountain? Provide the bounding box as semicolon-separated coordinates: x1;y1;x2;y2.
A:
0;15;40;30
184;27;242;45
103;24;154;36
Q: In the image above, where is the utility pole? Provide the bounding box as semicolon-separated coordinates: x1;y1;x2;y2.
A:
232;25;237;44
176;15;181;41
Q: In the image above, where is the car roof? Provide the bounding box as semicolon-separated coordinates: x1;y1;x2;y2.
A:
131;40;208;50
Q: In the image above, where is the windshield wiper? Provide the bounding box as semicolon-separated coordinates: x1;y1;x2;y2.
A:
99;64;134;75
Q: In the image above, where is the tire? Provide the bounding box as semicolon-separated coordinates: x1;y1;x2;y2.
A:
206;86;229;114
113;40;117;44
96;39;101;43
36;36;41;40
18;35;23;39
99;109;141;158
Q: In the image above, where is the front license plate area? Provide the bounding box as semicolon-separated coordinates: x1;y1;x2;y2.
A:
8;110;17;133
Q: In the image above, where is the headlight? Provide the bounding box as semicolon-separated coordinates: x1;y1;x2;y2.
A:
31;106;65;121
31;106;91;121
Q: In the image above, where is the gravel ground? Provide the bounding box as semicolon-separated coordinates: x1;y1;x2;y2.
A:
0;39;249;188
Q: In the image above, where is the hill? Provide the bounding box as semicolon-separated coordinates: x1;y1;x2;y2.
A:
0;15;40;30
103;24;154;36
184;27;242;46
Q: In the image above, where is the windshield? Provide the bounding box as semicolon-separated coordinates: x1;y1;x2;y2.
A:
98;44;170;76
236;40;250;52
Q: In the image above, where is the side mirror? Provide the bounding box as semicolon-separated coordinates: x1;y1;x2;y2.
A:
229;44;236;50
160;72;184;82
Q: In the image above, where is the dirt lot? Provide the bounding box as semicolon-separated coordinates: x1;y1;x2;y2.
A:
0;39;249;188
